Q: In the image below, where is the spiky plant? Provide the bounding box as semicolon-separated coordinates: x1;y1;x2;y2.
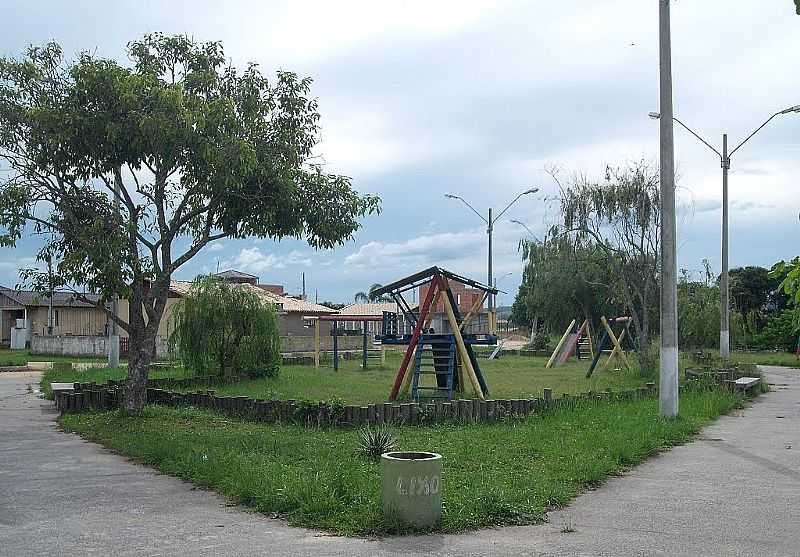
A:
358;426;396;460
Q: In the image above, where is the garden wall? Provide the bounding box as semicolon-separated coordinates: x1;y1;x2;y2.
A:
32;333;365;358
55;377;659;427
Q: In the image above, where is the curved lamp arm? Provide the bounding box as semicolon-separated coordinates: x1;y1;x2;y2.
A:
729;105;800;157
444;194;487;224
494;187;539;223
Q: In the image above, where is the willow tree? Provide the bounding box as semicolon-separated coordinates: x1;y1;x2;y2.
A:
515;225;620;341
170;278;280;377
559;161;660;373
0;35;380;412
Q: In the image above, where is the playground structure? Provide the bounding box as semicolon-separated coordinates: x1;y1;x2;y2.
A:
372;267;498;402
586;316;633;377
545;319;593;368
309;315;385;371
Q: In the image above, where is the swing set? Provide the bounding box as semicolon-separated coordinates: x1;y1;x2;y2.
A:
586;316;633;377
544;315;634;377
372;267;498;401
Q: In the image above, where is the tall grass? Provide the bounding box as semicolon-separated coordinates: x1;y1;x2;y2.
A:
61;388;741;536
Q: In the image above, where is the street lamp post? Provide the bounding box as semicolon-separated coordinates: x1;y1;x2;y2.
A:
444;188;538;334
649;104;799;359
658;0;679;418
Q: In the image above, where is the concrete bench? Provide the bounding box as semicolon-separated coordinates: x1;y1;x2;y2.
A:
733;377;761;393
51;382;75;394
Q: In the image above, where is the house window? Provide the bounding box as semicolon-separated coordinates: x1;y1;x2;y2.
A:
456;294;461;306
53;309;59;327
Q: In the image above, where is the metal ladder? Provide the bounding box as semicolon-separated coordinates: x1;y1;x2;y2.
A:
411;334;456;401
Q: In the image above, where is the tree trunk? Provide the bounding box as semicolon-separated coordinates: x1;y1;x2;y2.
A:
124;327;155;413
123;275;169;414
529;315;539;345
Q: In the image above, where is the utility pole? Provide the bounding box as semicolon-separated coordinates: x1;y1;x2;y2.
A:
720;134;730;358
659;0;679;417
487;207;493;331
108;174;121;368
302;272;306;300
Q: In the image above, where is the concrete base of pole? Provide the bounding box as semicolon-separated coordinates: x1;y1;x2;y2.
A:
108;335;120;368
659;345;679;418
719;330;730;360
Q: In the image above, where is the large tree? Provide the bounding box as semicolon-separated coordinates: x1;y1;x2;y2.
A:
0;35;380;412
559;161;661;373
514;225;621;340
728;265;783;333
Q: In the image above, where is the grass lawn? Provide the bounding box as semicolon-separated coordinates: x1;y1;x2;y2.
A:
724;351;799;369
191;352;653;404
37;348;794;404
60;388;742;535
0;348;104;367
39;365;194;399
38;352;653;404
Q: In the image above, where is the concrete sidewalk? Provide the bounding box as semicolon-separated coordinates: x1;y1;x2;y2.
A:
1;367;798;556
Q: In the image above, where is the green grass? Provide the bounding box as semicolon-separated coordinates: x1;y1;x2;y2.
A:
38;348;793;405
37;352;652;404
0;348;104;367
60;388;742;536
186;353;652;404
39;365;193;399
726;351;799;369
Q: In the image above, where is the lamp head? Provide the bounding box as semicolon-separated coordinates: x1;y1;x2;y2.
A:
523;187;539;195
648;112;661;120
781;105;800;114
444;193;459;199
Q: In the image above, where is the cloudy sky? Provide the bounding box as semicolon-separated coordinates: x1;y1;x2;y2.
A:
1;1;798;305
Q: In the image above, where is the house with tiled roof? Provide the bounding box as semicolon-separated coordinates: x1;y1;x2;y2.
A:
118;272;340;357
0;286;109;346
337;301;415;337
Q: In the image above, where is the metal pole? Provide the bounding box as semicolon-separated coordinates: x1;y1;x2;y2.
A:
333;320;339;372
487;207;494;334
47;257;54;335
362;319;368;369
720;133;730;359
659;0;679;417
108;174;120;368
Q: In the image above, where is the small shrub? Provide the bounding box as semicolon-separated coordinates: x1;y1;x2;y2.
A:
635;342;658;377
358;426;396;460
169;277;281;378
529;332;550;351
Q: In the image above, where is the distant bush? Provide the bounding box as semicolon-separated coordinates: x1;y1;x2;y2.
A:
752;311;799;352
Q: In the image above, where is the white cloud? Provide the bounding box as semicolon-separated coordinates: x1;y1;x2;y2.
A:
222;247;312;274
207;242;226;252
345;230;484;268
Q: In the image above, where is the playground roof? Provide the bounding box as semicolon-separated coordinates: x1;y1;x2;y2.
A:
317;314;383;322
371;266;500;297
339;301;400;317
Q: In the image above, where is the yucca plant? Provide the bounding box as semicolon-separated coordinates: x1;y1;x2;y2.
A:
358;426;396;460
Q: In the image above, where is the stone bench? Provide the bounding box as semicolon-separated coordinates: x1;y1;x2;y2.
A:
733;376;761;393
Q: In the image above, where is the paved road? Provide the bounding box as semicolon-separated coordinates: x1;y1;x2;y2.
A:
1;366;798;556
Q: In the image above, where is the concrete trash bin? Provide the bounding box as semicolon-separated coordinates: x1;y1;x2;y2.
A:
381;451;442;527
